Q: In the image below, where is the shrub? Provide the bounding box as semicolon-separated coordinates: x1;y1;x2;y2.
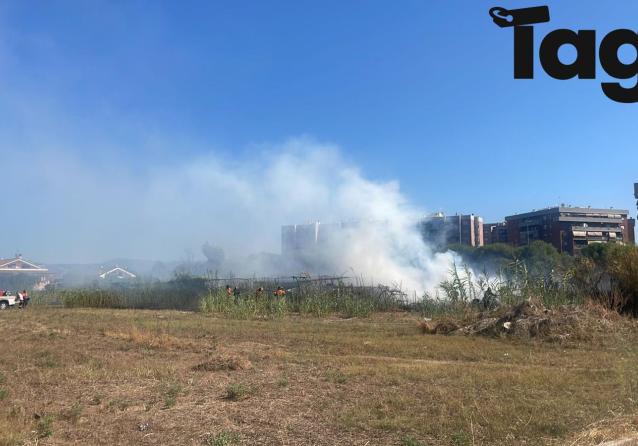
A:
607;244;638;315
204;431;238;446
60;402;83;424
36;415;54;439
451;430;470;446
401;436;426;446
324;369;348;384
576;243;638;315
162;382;183;409
224;383;253;401
35;351;60;369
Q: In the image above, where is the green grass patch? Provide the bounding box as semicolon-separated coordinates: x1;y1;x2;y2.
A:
224;383;254;401
204;431;239;446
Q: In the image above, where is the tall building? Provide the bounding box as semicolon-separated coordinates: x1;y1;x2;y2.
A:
282;222;321;254
505;207;634;255
420;213;484;248
281;221;364;254
483;222;509;245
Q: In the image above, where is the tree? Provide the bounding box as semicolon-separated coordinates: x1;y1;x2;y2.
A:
449;243;516;272
518;240;566;277
580;242;614;265
606;244;638;315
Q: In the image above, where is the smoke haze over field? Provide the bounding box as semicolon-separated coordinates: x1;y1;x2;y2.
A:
2;1;637;297
2;138;455;294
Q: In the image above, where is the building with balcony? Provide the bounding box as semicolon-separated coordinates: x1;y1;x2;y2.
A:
483;222;509;245
505;207;634;255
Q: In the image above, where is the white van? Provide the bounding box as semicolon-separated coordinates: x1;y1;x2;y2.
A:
0;295;16;310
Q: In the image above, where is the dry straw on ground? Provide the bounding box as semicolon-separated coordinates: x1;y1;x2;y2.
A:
0;306;637;445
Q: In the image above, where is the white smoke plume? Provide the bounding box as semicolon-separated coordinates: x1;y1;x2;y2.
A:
2;137;456;295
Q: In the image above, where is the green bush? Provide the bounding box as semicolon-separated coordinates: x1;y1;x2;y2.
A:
60;402;83;424
36;415;54;439
606;244;638;315
205;431;239;446
401;436;427;446
573;243;638;315
224;383;253;401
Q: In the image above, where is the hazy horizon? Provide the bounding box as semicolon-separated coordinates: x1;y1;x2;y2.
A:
1;1;637;275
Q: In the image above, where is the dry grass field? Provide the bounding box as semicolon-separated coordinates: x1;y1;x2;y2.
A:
1;307;637;446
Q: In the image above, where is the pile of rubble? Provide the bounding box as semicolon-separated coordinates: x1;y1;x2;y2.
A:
454;300;551;338
419;300;627;342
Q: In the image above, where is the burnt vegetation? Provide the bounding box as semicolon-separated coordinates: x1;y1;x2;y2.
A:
28;240;638;321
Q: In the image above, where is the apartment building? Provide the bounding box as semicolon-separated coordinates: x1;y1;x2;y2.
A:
505;206;634;255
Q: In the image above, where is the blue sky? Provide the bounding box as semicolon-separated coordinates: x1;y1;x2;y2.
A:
0;1;637;262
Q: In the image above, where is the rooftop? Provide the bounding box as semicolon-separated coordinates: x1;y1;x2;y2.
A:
506;207;629;221
0;257;48;273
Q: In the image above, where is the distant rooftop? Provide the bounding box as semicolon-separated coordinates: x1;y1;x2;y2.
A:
506;206;629;220
0;256;48;273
